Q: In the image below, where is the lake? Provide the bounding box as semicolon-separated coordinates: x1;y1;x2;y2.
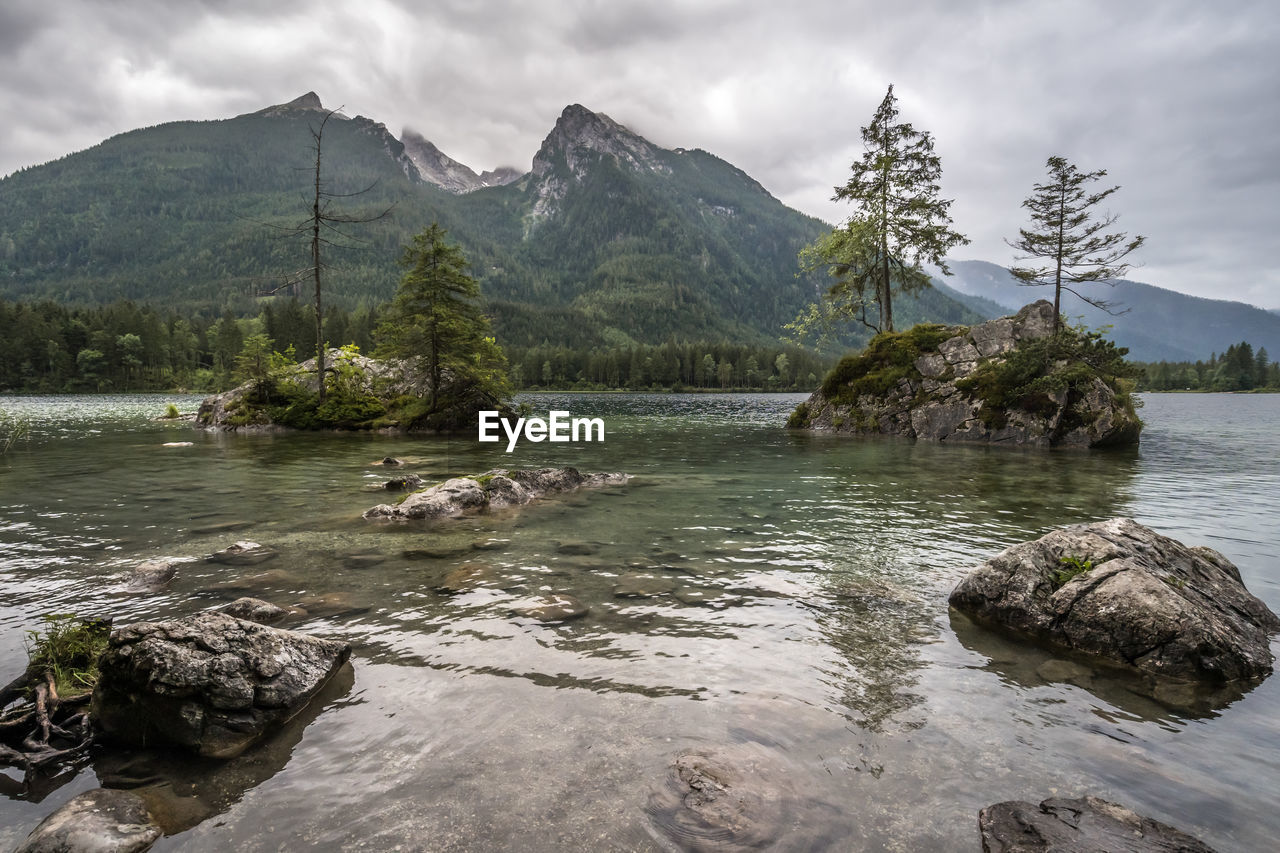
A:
1;392;1278;850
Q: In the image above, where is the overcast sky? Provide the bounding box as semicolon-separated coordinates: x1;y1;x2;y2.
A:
2;0;1277;307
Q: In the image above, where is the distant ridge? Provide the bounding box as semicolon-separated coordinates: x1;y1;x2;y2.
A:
939;259;1280;361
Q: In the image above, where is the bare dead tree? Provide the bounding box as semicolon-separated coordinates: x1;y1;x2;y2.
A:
262;107;391;402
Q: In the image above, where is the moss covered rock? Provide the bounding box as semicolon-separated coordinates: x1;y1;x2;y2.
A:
197;347;509;434
789;301;1142;448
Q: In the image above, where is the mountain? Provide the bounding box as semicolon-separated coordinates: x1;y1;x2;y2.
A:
0;93;983;348
400;131;520;193
938;260;1280;361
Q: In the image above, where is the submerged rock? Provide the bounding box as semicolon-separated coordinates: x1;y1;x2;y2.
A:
92;611;350;759
219;596;299;625
791;300;1142;448
364;467;630;521
123;559;178;594
294;592;370;618
191;520;256;535
978;795;1216;852
14;788;161;853
510;594;589;622
645;748;800;852
949;518;1280;686
205;540;278;566
435;562;497;593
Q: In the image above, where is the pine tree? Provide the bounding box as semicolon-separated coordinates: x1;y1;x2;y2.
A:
803;85;968;334
1008;156;1145;333
376;223;510;411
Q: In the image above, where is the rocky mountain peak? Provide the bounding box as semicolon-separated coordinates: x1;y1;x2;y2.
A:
284;91;323;110
527;104;669;219
532;104;665;179
400;130;523;194
245;91;333;119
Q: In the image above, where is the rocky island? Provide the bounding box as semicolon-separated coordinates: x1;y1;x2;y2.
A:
197;347;507;433
788;300;1143;448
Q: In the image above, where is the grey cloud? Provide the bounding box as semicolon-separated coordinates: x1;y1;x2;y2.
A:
1;0;1277;305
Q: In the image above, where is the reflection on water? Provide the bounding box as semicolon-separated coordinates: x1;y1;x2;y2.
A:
0;392;1278;850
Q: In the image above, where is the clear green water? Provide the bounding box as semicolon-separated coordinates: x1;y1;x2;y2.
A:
1;392;1277;850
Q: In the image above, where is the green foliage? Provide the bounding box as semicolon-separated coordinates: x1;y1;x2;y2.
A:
956;324;1142;426
24;614;111;697
1053;555;1094;587
800;84;968;335
1136;341;1280;392
162;403;181;419
820;323;958;402
786;402;811;428
1;410;30;454
377;223;511;411
1009;156;1144;331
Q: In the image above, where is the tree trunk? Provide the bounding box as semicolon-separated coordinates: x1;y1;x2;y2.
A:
313;137;326;403
1053;182;1066;334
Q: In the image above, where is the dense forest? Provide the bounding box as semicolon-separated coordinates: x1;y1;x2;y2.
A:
0;297;830;394
1133;342;1280;391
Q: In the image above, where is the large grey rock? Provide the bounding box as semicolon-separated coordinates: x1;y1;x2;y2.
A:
794;300;1141;448
978;795;1216;852
949;518;1280;685
92;611;350;759
364;467;629;520
14;788;161;853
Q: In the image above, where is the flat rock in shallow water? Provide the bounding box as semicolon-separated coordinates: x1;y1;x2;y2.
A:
92;611;350;759
510;594;588;622
978;795;1216;852
205;540;277;566
363;467;629;521
949;518;1280;686
14;787;161;853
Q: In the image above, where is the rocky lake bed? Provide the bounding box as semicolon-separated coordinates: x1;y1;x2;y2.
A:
2;392;1279;850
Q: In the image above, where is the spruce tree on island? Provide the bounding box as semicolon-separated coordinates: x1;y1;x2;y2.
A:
800;84;968;335
1007;156;1145;334
376;223;511;415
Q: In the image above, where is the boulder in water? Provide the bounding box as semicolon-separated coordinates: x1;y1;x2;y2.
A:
13;788;161;853
92;611;350;759
978;795;1216;852
949;518;1280;686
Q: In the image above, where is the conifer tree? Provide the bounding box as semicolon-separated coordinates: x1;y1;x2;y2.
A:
1007;156;1145;333
802;85;968;334
377;223;510;411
